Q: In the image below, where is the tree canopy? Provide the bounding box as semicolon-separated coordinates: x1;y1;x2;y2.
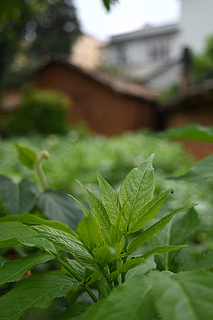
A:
0;0;81;96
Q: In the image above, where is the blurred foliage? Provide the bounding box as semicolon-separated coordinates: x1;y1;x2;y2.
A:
102;0;119;11
3;89;69;136
156;124;213;142
1;130;213;227
190;35;213;85
159;34;213;103
0;0;81;99
28;0;81;60
158;83;180;104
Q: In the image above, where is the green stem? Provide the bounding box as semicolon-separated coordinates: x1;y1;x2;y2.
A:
121;235;129;283
109;261;119;287
58;257;98;303
99;264;114;291
165;223;172;271
35;150;50;190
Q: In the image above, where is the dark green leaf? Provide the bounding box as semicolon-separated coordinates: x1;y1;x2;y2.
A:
16;143;38;169
156;124;213;142
55;303;91;320
0;253;54;286
82;274;155;320
0;221;58;253
0;213;75;235
0;175;38;215
127;204;196;254
170;154;213;183
98;277;111;300
149;208;200;269
77;216;100;251
37;190;83;230
179;250;213;271
0;272;78;320
151;270;213;320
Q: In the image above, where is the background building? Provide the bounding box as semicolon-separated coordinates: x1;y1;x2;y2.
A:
103;0;213;89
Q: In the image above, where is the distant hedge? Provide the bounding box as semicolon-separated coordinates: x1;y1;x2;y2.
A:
5;89;70;135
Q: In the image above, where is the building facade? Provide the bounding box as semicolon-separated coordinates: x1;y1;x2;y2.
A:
103;0;213;90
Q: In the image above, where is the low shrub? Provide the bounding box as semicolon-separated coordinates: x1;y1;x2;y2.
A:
5;88;70;136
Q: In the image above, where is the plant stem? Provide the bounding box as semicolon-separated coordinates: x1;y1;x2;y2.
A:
121;235;129;283
58;256;98;303
35;150;50;190
109;261;119;287
99;264;114;291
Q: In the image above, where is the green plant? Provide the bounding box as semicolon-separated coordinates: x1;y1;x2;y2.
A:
0;143;83;229
1;154;211;320
5;89;69;136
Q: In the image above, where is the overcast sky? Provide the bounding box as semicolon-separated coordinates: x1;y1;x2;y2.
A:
74;0;181;41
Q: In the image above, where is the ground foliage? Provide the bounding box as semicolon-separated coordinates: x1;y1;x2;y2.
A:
1;150;212;320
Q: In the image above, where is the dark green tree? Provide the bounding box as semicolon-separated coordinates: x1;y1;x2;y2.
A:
28;0;81;60
191;35;213;84
0;0;81;98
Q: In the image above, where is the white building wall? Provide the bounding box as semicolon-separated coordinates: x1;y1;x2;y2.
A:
178;0;213;54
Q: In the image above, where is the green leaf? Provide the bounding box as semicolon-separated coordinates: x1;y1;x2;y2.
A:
69;194;90;217
16;143;37;169
109;246;183;280
0;253;54;286
0;221;40;247
126;256;156;280
0;272;78;320
129;189;173;233
0;213;75;235
156;124;213;142
97;171;121;225
109;257;146;280
127;204;196;254
142;245;187;259
77;216;100;251
98;277;111;300
170;154;213;184
77;181;111;243
102;0;119;11
32;225;98;271
82;274;155;320
119;155;155;230
179;250;213;271
151;270;213;320
37;190;84;230
0;221;58;254
0;175;38;215
149;208;200;269
55;303;91;320
94;243;122;266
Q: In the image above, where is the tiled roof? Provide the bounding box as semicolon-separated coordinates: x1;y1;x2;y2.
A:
38;60;158;102
165;80;213;111
106;23;179;45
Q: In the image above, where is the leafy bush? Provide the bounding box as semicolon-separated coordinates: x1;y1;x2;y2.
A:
0;126;213;319
5;89;69;136
0;131;193;192
1;154;212;320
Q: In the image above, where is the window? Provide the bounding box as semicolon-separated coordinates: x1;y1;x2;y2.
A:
148;40;170;62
